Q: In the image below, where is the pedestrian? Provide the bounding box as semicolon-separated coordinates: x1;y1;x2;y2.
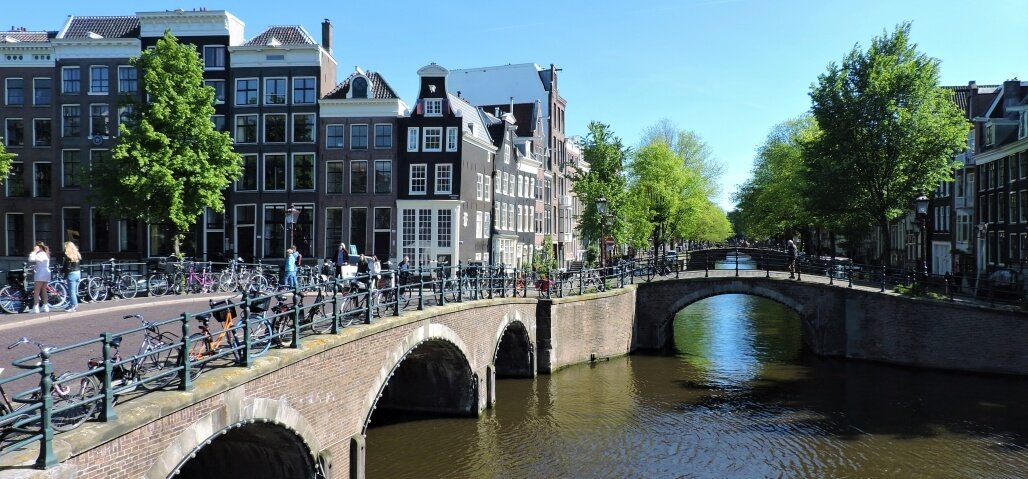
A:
63;241;81;312
28;241;51;313
283;246;299;290
335;243;350;275
398;255;411;285
357;254;370;289
787;239;797;279
369;255;382;289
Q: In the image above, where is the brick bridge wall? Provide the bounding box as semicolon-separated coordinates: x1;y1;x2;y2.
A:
634;277;1028;375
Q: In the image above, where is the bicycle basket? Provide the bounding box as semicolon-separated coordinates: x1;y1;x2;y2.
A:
5;270;24;286
249;296;271;313
209;299;237;323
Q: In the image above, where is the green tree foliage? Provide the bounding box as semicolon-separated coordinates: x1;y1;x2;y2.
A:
805;22;968;262
639;118;723;197
90;31;241;256
733;116;819;240
0;140;13;182
571;122;630;244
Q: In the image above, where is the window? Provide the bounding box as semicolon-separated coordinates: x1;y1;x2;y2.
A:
503;143;510;164
483;213;490;239
264;114;286;143
235;78;258;105
1010;193;1018;225
1021;190;1028;223
5;119;24;146
374;208;391;258
210;115;225;132
437;210;451;247
62;150;82;188
518;176;524;198
446;126;458;152
349;208;368;255
89;66;109;94
293;154;314;190
407;127;419;152
1020;112;1028;140
33;78;51;105
374;124;392;148
264;154;286;191
235;115;258;143
89;104;109;137
435;163;452;194
284;114;313;144
237;155;257;191
5;162;25;197
118;66;137;93
5;213;25;256
119;105;134;131
476;173;483;200
1021;152;1027;179
351;77;368;98
425;98;442;116
410;164;427;194
62;207;81;245
423;127;442;152
5;78;24;105
326;125;344;148
325;208;343;258
502;172;509;196
33;163;51;198
62;67;80;94
350;124;368;150
33;119;51;147
476;211;483;239
262;206;286;257
484;176;491;201
204;79;225;103
375;160;392;194
985;123;996;147
203;46;225;69
89;150;108;176
350;160;367;193
265;78;286;105
326;161;344;194
293;77;316;104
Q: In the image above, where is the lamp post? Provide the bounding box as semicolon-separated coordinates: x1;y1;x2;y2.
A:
596;196;608;268
285;206;300;253
914;195;929;292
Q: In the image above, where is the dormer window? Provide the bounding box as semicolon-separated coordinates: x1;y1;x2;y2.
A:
1019;112;1027;140
985;123;996;147
351;77;368;99
425;99;442;116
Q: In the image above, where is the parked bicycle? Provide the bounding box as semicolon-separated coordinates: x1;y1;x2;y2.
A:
83;315;180;400
270;288;332;347
186;291;272;378
1;338;97;438
0;268;68;314
86;259;139;301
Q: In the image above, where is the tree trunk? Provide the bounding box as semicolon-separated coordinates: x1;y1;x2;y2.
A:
878;216;891;267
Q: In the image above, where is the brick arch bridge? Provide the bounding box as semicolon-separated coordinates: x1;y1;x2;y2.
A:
3;275;1026;479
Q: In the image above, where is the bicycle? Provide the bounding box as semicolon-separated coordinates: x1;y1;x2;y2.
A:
183;261;220;294
83;315;180;398
1;337;98;437
0;268;68;314
340;278;388;323
86;259;139;301
186;292;273;377
271;288;332;348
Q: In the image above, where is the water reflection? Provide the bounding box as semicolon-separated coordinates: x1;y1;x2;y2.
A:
367;294;1028;478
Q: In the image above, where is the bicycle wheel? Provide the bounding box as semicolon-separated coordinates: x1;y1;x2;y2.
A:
308;299;331;334
136;345;178;391
184;334;209;381
0;285;27;314
249;275;270;293
147;273;170;297
375;291;390;317
87;277;108;302
77;277;92;302
274;315;295;348
47;282;69;309
116;274;139;299
248;316;273;358
51;373;98;432
218;271;236;292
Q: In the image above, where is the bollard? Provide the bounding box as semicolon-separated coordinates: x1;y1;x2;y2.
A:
242;297;252;367
705;258;709;278
364;279;373;325
418;267;425;311
880;265;886;292
457;261;464;303
101;332;117;421
735;247;739;277
828;260;834;286
765;253;770;278
332;276;341;334
848;264;853;288
36;348;57;469
291;299;301;349
179;313;192;391
394;272;401;316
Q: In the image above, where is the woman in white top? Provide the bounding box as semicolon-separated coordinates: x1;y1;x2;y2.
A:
28;241;51;313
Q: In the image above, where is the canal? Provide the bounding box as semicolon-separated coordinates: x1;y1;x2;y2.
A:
367;260;1028;478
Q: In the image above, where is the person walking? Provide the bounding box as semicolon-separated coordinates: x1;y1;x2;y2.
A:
283;246;300;290
787;239;798;279
335;243;350;275
63;242;82;312
28;241;51;313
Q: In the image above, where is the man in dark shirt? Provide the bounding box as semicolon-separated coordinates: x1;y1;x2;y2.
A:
787;240;798;279
336;243;350;276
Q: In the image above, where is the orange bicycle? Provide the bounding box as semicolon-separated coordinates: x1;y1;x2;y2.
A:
186;294;272;377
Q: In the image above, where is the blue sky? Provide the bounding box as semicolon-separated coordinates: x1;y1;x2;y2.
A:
9;1;1027;211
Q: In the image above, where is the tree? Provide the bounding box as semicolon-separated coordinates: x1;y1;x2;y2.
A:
90;31;241;257
571;122;630;246
805;22;968;264
639;118;723;197
0;140;13;182
626;142;703;254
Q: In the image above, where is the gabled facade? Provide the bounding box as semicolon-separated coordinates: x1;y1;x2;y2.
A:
319;67;406;261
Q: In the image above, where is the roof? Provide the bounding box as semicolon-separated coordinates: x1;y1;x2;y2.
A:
1;31;52;43
325;70;400;100
60;16;140;39
447;63;549;107
243;26;316;46
944;84;999;115
447;93;493;145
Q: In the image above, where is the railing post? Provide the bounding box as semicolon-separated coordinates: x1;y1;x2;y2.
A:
796;260;802;281
36;348;57;469
242;297;252;366
291;293;301;349
880;265;886;292
765;253;770;278
179;313;192;391
705;258;709;278
331;277;341;334
735;247;739;277
579;271;584;295
848;263;853;288
100;332;117;422
457;261;464;302
828;259;834;286
364;276;373;325
393;271;402;317
438;266;446;306
418;267;425;311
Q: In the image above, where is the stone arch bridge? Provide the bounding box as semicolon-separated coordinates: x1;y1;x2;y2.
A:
2;273;1025;478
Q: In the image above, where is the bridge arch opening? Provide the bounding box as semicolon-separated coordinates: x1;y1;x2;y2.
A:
367;338;476;428
173;421;318;478
494;320;534;378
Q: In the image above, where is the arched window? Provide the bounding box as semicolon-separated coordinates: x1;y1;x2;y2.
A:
351;77;368;99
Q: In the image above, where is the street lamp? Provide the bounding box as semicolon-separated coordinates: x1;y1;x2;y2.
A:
285;206;300;253
914;195;929;291
596;197;608;268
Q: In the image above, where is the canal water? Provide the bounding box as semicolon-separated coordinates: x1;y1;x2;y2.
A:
366;256;1028;478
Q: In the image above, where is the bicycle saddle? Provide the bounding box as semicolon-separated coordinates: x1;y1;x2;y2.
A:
110;336;123;348
195;313;212;325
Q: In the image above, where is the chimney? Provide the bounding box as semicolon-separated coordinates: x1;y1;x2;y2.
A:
495;107;500;117
321;19;332;53
1003;79;1020;113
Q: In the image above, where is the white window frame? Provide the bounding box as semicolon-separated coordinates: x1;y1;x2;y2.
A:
374;123;393;149
292;76;317;104
88;65;109;95
88;103;109;138
326;124;345;149
476;211;483;239
409;164;427;195
4;78;24;106
435;163;452;195
263;113;287;143
985;123;996;147
61;66;80;94
350;124;369;150
1019;112;1028;140
204;79;225;104
202;45;226;70
423;127;442;152
235;77;259;106
484;176;491;202
32;118;51;148
445;126;458;152
292;113;316;143
117;66;138;94
234;114;258;144
264;77;288;105
32;77;51;106
291;153;316;191
407;127;419;152
476;173;483;200
425;98;442;116
263;153;287;191
235;154;259;192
